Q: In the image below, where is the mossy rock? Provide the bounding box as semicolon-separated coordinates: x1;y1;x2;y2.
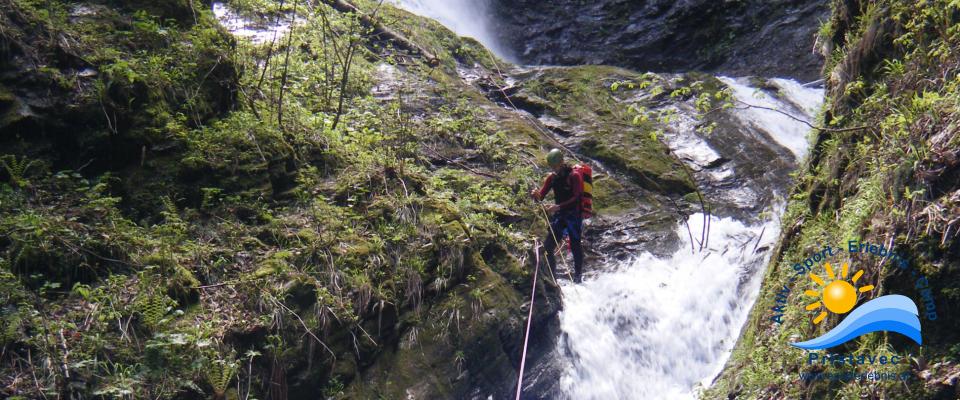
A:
254;251;293;278
580;137;695;194
512;65;696;195
514;65;633;122
344;249;525;399
0;87;28;131
591;174;638;216
141;252;201;305
681;191;714;210
479;243;525;284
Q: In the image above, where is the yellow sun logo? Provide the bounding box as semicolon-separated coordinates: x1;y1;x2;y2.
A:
804;262;875;324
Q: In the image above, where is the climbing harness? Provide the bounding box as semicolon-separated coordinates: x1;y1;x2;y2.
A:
534;200;576;283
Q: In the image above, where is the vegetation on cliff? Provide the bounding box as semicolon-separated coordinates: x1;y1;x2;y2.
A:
712;1;960;398
0;0;725;397
0;0;561;397
4;0;912;398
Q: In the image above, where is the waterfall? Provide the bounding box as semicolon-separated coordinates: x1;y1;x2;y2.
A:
388;0;514;62
557;214;779;398
378;5;826;397
555;80;824;399
211;2;290;44
718;77;820;160
208;2;826;398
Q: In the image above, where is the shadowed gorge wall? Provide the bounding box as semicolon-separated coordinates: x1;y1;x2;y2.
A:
491;0;828;81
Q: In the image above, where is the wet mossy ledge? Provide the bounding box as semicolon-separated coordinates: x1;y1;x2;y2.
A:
0;0;560;398
498;66;734;197
0;0;753;398
710;1;960;398
0;0;671;398
509;66;699;195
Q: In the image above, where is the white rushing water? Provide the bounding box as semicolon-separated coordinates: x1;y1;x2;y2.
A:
770;78;825;117
558;214;779;399
212;2;290;44
210;3;826;397
556;79;824;399
388;0;514;61
719;77;824;160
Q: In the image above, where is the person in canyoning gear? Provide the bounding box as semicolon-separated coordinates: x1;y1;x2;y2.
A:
531;148;586;284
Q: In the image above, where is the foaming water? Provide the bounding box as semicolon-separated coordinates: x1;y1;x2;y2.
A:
389;0;514;61
212;2;290;44
720;77;824;160
557;214;779;399
770;78;825;117
556;79;823;399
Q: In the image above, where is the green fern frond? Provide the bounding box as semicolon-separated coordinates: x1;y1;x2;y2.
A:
0;154;37;188
136;273;170;330
0;310;22;344
142;292;169;330
205;358;238;395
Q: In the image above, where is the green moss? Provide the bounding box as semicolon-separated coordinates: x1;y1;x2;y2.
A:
0;86;23;129
0;86;14;104
592;174;637;215
519;65;632;120
344;249;523;398
511;66;696;194
712;1;960;398
581;137;694;194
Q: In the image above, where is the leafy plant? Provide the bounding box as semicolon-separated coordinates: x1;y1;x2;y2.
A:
205;356;239;399
0;155;37;188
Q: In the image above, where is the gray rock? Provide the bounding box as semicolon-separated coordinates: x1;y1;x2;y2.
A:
490;0;828;81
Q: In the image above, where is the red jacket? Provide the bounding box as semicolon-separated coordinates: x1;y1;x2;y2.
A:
536;167;583;211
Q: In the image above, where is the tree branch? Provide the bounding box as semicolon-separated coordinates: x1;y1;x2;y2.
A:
731;100;869;133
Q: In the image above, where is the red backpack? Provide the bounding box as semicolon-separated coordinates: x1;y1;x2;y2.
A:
572;163;593;219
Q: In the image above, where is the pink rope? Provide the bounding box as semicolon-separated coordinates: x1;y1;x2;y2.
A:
515;240;541;400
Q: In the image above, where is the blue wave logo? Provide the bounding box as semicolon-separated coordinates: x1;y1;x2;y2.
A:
791;295;922;350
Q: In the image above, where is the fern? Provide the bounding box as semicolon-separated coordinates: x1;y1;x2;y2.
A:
205;358;238;397
136;272;171;330
160;195;178;216
0;310;21;345
0;154;37;188
140;293;167;330
156;196;188;240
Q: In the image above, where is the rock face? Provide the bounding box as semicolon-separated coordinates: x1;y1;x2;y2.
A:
708;1;960;398
490;0;828;81
0;1;238;202
0;1;828;399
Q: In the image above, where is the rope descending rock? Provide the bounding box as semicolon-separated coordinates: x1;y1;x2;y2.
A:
515;239;542;400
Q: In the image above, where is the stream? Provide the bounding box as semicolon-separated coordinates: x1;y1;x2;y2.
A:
381;2;824;398
212;1;824;398
553;77;822;399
